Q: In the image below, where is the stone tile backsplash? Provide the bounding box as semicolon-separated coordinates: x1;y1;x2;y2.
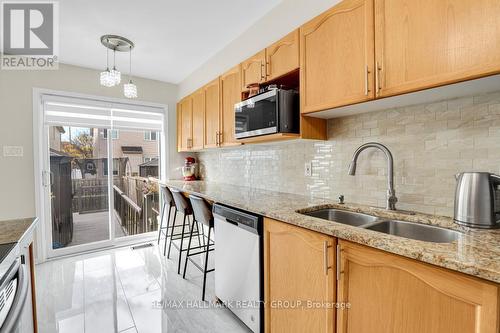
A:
196;91;500;217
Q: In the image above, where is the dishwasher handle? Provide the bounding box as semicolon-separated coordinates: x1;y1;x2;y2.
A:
223;218;239;227
213;204;262;235
0;259;29;333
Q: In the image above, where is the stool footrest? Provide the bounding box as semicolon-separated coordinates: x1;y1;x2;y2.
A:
186;256;215;273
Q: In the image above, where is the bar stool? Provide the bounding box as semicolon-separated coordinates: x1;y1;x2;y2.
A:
168;188;202;274
182;195;215;301
158;185;174;250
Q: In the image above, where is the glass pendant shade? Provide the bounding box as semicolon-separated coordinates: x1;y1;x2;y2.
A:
110;67;121;85
124;81;137;98
100;69;115;87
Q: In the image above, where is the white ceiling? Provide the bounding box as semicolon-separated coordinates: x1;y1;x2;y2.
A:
59;0;282;84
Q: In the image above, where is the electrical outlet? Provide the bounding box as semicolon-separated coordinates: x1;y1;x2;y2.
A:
304;162;312;177
3;146;23;157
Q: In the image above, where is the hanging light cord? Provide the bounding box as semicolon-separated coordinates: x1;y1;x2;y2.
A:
113;48;116;70
129;45;132;82
106;38;109;70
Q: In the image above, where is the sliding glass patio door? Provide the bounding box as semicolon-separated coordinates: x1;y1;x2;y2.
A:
40;94;164;258
46;125;113;254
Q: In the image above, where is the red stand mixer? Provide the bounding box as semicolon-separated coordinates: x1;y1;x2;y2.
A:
182;157;198;181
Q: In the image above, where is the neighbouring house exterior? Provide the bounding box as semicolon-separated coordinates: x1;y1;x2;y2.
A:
49;126;65;152
92;129;159;176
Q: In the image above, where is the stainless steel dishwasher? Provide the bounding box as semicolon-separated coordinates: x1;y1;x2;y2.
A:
213;204;263;333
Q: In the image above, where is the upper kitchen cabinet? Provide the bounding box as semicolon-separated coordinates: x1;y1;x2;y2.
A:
177;97;192;152
300;0;375;114
264;218;335;333
220;65;242;147
191;88;205;150
337;240;500;333
266;29;300;81
374;0;500;98
203;78;220;148
241;50;266;91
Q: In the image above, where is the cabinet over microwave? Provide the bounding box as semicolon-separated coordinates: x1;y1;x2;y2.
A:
234;88;299;140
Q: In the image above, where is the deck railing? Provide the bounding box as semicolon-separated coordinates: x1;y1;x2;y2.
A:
71;176;159;237
113;185;142;235
113;177;159;236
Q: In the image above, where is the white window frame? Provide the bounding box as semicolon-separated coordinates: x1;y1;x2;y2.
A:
144;130;158;141
32;88;168;263
103;129;119;139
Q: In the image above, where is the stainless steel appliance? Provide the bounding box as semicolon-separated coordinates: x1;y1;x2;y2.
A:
454;172;500;228
213;204;263;333
234;88;299;139
0;243;30;333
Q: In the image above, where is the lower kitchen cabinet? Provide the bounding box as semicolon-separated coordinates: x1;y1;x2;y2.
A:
264;218;336;333
337;240;500;333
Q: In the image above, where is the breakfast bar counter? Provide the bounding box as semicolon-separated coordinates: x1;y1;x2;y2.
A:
160;180;500;284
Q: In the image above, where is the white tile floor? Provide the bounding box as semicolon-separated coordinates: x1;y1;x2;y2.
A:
36;241;251;333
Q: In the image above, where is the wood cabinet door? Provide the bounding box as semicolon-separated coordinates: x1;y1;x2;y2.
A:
264;218;336;333
191;89;205;150
204;78;220;148
220;65;242;147
241;50;266;91
266;29;300;81
337;240;500;333
300;0;374;114
176;102;182;152
375;0;500;98
178;97;192;151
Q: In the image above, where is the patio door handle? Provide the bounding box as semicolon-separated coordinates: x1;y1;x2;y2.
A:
42;170;53;187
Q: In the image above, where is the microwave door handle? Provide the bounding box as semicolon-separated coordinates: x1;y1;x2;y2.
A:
1;262;29;333
490;174;500;185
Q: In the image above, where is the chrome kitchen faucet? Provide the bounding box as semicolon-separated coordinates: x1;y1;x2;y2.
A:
348;142;398;210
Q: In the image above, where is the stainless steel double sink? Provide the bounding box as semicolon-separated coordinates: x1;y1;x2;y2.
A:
301;208;461;243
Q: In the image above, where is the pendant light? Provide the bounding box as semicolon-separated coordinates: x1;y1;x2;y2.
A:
99;39;115;87
110;49;121;85
124;45;137;98
99;35;136;97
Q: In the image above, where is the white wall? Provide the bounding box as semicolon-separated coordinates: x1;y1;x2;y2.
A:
178;0;340;98
0;63;181;220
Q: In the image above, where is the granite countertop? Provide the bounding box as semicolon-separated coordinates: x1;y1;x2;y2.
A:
160;180;500;284
0;217;38;245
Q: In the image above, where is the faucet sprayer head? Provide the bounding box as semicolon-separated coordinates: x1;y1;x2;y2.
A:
348;161;356;175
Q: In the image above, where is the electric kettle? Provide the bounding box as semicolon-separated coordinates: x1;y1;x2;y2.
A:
454;172;500;228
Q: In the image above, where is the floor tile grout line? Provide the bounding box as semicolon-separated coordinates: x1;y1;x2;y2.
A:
82;259;86;333
114;249;139;333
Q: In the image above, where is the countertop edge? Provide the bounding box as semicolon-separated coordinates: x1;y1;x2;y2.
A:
161;180;500;285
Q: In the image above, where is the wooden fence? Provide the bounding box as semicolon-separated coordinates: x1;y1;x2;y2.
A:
71;176;159;237
72;178;108;213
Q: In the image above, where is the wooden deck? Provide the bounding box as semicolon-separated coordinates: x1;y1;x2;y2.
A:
68;211;126;247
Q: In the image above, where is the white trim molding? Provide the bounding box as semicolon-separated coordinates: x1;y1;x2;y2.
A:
32;88;168;263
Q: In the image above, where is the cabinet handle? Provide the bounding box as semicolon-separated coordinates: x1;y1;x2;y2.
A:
375;61;382;96
364;65;370;96
266;61;270;77
324;241;332;275
261;62;265;80
336;244;341;281
219;132;223;145
215;131;219;146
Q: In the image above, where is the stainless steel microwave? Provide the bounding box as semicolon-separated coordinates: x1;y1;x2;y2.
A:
234;88;299;139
